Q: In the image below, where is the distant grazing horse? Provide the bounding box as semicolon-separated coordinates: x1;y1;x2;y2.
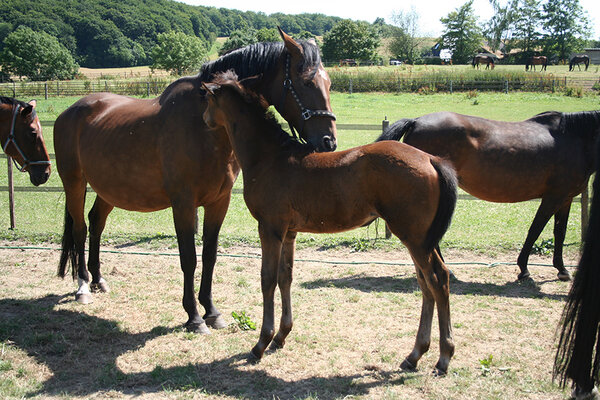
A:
378;110;600;281
53;28;337;334
554;136;600;400
569;55;590;71
0;97;51;186
203;72;458;375
472;54;495;70
526;56;548;71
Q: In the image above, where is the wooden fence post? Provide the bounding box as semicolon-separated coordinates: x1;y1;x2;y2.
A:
7;156;15;229
44;82;48;100
349;79;353;94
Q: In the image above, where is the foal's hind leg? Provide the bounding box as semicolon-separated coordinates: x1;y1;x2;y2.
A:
552;201;572;281
88;196;114;293
198;198;231;330
517;197;559;280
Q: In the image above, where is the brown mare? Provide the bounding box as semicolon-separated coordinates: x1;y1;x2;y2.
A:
472;54;495;70
569;55;590;71
53;29;337;334
1;97;51;186
202;72;458;375
525;56;548;71
378;110;600;281
554;139;600;399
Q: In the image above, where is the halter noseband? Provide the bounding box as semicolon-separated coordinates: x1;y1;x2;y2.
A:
2;104;51;172
282;53;336;139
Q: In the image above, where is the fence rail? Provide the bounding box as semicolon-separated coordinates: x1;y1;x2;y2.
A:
1;119;591;237
1;76;598;99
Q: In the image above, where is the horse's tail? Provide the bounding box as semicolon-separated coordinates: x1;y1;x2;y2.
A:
424;158;458;253
58;205;77;280
585;57;590;71
376;118;417;143
554;171;600;392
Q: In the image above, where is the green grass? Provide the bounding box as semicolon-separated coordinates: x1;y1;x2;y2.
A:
2;91;598;257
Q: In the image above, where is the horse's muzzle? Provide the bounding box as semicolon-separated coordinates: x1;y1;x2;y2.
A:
321;136;337;152
29;167;50;186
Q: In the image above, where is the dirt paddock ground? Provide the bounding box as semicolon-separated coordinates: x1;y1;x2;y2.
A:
0;241;578;399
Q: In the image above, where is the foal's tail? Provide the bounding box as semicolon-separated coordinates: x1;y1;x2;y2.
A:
554;171;600;392
58;205;77;280
376;118;416;143
424;159;458;253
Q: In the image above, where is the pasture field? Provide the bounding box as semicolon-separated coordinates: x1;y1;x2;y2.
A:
0;91;597;399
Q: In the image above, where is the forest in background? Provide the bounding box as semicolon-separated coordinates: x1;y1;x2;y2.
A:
0;0;348;68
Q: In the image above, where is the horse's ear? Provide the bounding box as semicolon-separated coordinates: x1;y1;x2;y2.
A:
21;102;35;118
28;100;37;108
201;82;218;96
278;26;303;58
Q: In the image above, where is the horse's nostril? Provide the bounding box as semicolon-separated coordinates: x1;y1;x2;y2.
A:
323;136;337;152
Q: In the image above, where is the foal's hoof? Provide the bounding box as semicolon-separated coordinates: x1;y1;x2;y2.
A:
400;359;417;372
185;321;211;335
75;292;93;305
248;348;263;363
204;315;227;330
517;270;531;281
558;270;572;282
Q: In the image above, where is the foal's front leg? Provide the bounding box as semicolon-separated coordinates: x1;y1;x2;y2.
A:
271;231;297;349
251;224;284;360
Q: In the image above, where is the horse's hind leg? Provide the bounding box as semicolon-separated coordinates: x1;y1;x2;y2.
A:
552;201;572;281
198;198;231;329
517;197;557;280
271;231;297;350
88;196;114;293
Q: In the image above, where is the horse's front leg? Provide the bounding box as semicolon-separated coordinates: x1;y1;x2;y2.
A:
251;223;285;360
271;231;297;349
198;197;231;329
172;201;209;334
517;197;556;280
87;196;114;293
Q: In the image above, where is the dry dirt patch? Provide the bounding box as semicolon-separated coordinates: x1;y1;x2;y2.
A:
0;241;576;399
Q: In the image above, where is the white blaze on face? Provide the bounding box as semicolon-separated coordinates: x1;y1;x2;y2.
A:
318;66;330;84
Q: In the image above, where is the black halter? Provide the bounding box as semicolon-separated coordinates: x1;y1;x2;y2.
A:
281;54;336;140
2;104;51;172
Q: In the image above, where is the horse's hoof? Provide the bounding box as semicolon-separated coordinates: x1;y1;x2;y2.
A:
269;339;284;351
185;321;211;335
248;347;263;363
517;270;531;280
204;315;227;330
572;386;600;400
432;367;447;377
75;292;93;304
558;270;572;282
90;280;110;293
400;359;417;372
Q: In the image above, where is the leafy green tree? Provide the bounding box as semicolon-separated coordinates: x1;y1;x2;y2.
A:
440;0;483;64
484;0;518;53
511;0;543;55
542;0;591;62
389;8;425;64
0;26;78;80
322;20;380;62
151;31;207;76
218;27;258;55
256;28;281;43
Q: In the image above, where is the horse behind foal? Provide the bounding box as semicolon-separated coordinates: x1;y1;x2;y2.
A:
53;29;337;334
0;97;51;186
202;73;458;375
378;110;600;281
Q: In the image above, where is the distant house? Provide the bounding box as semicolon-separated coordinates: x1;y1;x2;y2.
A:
427;43;453;62
584;49;600;64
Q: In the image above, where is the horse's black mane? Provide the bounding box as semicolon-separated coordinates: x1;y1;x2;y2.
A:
562;110;600;136
199;40;322;84
0;96;29;108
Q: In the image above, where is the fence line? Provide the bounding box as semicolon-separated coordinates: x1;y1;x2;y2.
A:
1;118;591;238
1;76;597;99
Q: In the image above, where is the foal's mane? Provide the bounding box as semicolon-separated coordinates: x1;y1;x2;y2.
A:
212;72;313;154
562;110;600;136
